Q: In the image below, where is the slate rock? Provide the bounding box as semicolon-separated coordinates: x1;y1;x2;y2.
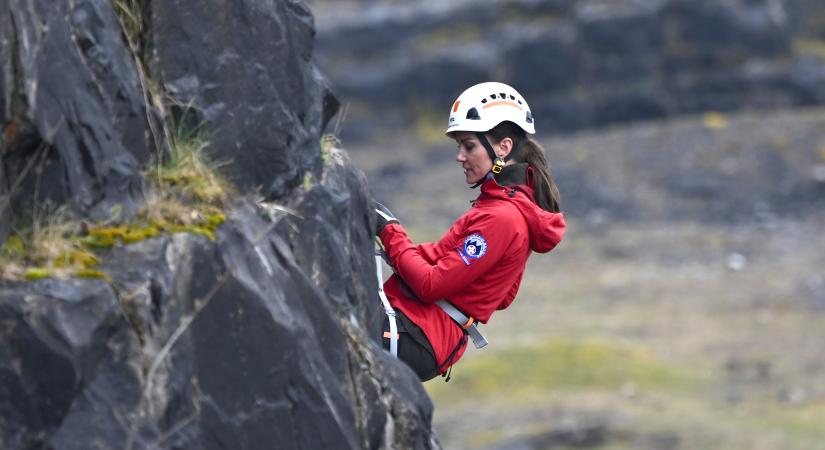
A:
0;210;437;448
0;0;151;222
150;0;339;199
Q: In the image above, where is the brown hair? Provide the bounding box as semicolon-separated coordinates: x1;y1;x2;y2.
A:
486;121;561;213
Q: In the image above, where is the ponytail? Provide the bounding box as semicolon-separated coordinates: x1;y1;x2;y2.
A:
486;122;561;213
520;137;561;213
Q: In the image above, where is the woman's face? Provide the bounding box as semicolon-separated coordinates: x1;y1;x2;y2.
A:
454;132;493;184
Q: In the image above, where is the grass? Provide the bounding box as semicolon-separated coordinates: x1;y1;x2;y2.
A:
419;220;825;450
147;114;229;206
1;117;229;281
321;133;340;164
0;2;231;282
793;38;825;62
112;0;151;62
426;337;703;404
0;207;100;280
410;24;482;55
412;103;448;145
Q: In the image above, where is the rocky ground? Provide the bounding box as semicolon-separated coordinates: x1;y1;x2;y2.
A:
353;107;825;449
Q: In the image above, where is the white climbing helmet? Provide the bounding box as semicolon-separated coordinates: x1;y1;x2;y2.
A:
445;82;535;136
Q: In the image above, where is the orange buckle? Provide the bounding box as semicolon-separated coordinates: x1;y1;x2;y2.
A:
383;331;399;339
461;317;475;330
491;164;503;174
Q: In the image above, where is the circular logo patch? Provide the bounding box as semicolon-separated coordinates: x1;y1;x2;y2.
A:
463;234;487;259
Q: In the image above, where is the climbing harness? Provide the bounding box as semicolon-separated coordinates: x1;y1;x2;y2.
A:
375;249;398;357
436;300;488;349
376;247;489;359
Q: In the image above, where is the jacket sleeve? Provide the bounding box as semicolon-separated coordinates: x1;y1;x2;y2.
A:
378;211;514;302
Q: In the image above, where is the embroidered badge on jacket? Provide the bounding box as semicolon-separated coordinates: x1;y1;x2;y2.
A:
457;233;488;265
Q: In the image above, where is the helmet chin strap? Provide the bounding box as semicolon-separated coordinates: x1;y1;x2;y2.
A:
470;132;525;189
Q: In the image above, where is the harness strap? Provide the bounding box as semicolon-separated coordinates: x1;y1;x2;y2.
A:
470;132;526;189
439;333;467;382
436;300;488;349
376;253;398;357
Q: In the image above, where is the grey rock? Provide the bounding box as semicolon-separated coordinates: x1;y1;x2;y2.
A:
0;0;439;448
0;0;150;222
0;182;437;448
150;0;339;199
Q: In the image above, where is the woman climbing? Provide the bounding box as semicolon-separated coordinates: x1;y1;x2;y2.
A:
374;82;566;381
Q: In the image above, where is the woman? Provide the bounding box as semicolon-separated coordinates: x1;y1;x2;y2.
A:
375;82;566;381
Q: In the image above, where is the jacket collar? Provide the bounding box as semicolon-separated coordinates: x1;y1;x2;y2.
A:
479;163;531;195
494;163;530;186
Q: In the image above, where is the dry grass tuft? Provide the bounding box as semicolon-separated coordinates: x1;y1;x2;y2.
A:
0;208;97;281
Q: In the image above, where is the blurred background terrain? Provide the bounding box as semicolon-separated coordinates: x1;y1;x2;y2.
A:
307;0;825;449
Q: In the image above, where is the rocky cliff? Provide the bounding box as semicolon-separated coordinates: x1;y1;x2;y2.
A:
0;1;437;448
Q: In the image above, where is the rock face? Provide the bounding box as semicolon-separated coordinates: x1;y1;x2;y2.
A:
0;0;438;448
0;0;151;222
0;180;435;449
151;0;339;198
310;0;825;140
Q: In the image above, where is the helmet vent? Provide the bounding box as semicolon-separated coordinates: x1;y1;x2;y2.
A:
525;111;534;123
466;107;481;120
481;98;488;104
500;92;506;98
510;95;516;100
490;94;497;99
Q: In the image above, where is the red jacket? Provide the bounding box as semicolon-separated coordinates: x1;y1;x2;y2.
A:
379;166;566;373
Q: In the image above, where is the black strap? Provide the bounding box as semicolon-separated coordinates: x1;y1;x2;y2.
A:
470;132;526;190
438;333;468;382
475;132;498;165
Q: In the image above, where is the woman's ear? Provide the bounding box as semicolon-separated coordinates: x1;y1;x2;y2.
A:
496;137;513;159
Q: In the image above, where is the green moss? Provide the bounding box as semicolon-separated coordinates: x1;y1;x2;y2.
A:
74;268;111;281
303;173;314;190
84;221;208;247
54;250;100;268
188;227;216;240
320;134;340;165
2;235;26;260
24;268;51;280
83;226;126;248
204;212;226;228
